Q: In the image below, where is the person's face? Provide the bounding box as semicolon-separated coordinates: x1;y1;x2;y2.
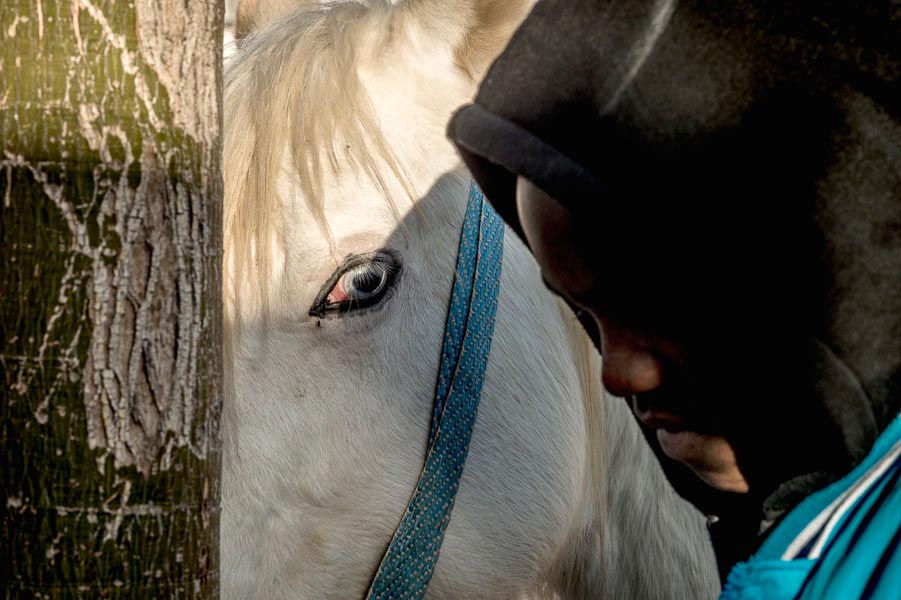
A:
515;177;750;494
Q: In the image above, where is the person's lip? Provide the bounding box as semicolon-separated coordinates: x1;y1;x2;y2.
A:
631;395;689;432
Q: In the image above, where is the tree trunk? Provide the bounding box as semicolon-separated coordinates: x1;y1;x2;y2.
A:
1;1;223;597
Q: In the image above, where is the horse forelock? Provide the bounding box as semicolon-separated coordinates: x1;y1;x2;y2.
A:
223;2;416;327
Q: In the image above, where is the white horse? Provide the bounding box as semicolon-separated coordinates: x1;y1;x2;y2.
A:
221;0;719;598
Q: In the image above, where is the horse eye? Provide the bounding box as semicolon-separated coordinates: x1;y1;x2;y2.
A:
335;263;389;302
309;252;399;317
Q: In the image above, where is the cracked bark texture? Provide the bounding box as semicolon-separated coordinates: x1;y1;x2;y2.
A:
1;0;223;597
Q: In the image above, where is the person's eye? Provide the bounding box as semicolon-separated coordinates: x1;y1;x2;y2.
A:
309;252;400;317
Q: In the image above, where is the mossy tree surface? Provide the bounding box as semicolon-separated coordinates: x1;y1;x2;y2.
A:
1;1;223;597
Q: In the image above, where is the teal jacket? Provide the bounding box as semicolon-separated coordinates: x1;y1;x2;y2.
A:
721;415;901;599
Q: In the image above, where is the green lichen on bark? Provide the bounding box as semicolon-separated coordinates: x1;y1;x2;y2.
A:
1;0;223;597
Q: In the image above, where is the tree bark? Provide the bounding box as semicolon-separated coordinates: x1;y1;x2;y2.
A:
1;1;223;597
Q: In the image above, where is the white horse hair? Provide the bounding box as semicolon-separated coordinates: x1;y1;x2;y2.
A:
222;0;719;597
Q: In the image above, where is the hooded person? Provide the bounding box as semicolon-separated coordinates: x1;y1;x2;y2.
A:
447;0;901;595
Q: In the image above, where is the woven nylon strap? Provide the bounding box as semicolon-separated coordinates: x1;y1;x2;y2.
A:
366;182;505;598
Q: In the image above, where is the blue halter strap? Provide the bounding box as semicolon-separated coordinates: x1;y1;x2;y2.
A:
366;182;505;599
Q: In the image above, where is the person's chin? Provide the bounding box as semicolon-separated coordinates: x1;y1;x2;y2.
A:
657;429;750;494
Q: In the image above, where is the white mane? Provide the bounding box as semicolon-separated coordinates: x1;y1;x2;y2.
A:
224;3;408;320
223;0;527;317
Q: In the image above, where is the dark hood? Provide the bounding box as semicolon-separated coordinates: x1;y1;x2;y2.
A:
449;0;901;571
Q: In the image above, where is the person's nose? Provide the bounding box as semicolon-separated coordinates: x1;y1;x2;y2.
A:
596;317;664;398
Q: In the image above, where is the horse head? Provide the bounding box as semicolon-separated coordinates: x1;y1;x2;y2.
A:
222;1;718;597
